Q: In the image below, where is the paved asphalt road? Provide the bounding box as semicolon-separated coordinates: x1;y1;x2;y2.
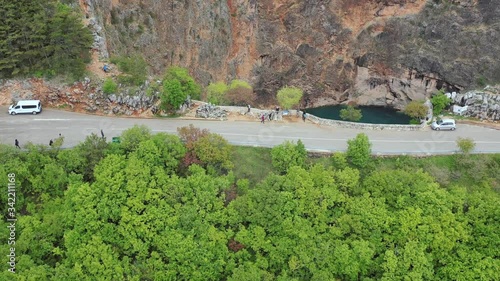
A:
1;107;499;155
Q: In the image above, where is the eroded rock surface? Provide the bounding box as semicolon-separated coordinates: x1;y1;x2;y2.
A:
84;0;499;109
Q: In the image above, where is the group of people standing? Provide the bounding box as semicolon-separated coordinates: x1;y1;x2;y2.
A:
260;106;280;124
259;106;308;124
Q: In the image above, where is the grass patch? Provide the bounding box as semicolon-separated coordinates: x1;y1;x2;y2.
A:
323;153;498;191
230;145;499;192
418;155;455;168
307;153;334;169
232;146;273;185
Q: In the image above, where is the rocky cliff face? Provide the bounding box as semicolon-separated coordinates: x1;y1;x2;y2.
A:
85;0;500;109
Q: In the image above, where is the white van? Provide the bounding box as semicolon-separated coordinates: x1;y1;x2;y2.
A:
8;100;42;115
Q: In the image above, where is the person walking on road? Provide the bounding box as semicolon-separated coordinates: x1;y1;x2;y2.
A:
302;112;307;122
247;104;251;113
101;129;105;139
15;139;20;149
261;114;265;124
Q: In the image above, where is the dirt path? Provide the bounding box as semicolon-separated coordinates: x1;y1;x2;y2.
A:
86;50;119;80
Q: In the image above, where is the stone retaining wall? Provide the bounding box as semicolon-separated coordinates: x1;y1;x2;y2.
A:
202;102;425;130
305;113;425;131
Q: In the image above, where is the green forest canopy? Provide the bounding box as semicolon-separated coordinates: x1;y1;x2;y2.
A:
0;126;499;280
0;0;93;79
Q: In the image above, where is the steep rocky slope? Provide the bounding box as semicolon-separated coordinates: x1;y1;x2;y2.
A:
83;0;499;109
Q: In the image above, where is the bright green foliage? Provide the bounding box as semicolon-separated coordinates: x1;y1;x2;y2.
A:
340;105;363;122
205;79;254;106
119;124;152;153
229;79;252;90
177;125;233;174
404;100;428;119
229;165;347;279
160;67;201;111
133;133;186;174
51;135;65;151
58;152;232;280
456;137;475;154
276;86;303;109
0;0;93;79
270;140;307;174
1;126;500;281
102;78;118;95
206;81;229;104
161;79;185;111
431;89;451;115
111;55;148;86
331;152;348;170
346;133;372;168
58;133;108;182
194;133;234;173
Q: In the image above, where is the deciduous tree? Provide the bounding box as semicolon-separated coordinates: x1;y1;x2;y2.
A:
404;100;427;120
119;125;152;154
226;80;255;106
194;133;234;173
276;86;303;109
206;81;228;105
340;105;362;122
456;137;475;154
431;89;451;115
161;78;185;111
270;140;307;174
346;133;371;168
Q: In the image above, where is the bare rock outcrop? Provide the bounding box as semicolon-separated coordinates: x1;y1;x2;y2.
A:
195;104;228;120
86;0;499;110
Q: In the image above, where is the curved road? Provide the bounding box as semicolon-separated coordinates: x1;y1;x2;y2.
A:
1;107;499;155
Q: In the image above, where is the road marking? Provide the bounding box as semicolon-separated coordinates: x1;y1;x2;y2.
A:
33;118;93;121
103;129;500;145
33;119;72;121
215;132;500;144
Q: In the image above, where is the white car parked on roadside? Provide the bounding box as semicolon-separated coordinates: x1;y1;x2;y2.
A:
431;118;456;131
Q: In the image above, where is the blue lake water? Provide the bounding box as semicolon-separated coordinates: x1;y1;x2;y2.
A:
306;105;412;125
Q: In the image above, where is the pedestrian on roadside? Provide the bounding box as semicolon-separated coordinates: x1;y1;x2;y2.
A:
49;139;53;146
15;139;20;149
261;114;265;124
101;129;105;139
302;112;307;122
247;104;251;113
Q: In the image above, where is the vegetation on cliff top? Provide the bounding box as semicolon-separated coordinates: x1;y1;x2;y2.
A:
205;79;255;106
0;0;93;80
